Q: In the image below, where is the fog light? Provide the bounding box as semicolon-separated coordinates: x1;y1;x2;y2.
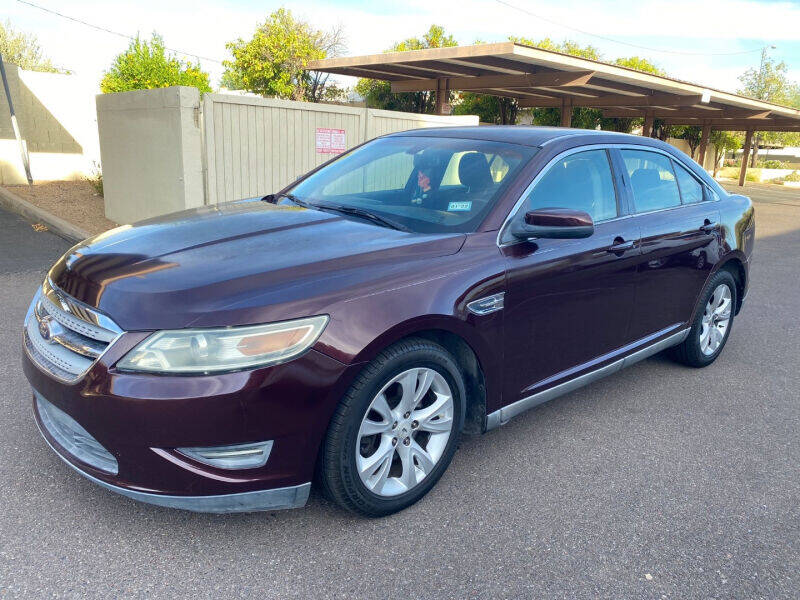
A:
176;440;273;469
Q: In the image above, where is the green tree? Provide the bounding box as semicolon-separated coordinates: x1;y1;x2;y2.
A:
222;9;342;101
671;125;702;158
710;130;743;176
614;56;666;76
0;20;59;72
737;48;800;164
357;25;458;114
100;33;211;94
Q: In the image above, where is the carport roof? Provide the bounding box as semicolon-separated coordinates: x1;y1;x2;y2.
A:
308;42;800;131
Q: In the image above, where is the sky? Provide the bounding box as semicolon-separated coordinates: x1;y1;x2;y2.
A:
5;0;800;95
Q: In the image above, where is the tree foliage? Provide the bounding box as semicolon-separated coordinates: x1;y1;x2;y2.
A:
0;20;59;72
222;9;344;101
356;25;457;114
737;50;800;154
100;33;211;94
710;130;743;175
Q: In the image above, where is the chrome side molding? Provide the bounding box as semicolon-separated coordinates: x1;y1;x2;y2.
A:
485;328;690;431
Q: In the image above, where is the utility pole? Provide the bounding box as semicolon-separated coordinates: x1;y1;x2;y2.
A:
0;53;33;185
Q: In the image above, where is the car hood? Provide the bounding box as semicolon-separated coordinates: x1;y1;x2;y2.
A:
49;200;466;331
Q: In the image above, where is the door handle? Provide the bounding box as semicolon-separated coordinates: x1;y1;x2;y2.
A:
606;239;635;253
700;220;718;233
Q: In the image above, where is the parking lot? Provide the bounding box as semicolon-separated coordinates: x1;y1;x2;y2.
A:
0;184;798;599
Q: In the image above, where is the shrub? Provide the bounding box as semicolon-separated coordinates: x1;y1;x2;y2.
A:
86;162;103;197
759;159;788;169
778;170;800;184
100;33;211;94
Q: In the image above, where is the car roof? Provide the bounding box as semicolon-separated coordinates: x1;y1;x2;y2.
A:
387;125;639;148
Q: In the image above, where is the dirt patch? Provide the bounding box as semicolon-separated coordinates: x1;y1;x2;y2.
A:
3;180;118;236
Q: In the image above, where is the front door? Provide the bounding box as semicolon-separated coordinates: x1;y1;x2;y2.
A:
499;148;643;404
616;148;722;340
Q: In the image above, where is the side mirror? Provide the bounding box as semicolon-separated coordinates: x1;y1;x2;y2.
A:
511;208;594;240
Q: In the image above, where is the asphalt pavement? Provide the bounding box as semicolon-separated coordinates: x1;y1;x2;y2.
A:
0;187;798;599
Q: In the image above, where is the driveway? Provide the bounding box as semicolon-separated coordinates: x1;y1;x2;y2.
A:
1;186;798;599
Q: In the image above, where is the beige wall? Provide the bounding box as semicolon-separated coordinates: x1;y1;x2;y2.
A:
98;88;478;223
96;86;205;224
0;63;99;184
666;137;715;172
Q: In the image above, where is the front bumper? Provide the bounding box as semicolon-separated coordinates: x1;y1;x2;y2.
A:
34;397;310;512
24;337;360;512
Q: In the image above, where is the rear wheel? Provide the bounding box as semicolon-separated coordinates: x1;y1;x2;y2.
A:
670;270;737;367
318;338;465;517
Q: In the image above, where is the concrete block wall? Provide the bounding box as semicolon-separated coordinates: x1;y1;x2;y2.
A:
96;86;205;223
0;63;99;184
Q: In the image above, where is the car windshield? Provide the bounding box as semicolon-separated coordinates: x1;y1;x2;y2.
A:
286;136;537;233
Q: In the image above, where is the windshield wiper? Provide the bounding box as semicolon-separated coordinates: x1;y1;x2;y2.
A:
272;192;314;209
316;204;411;232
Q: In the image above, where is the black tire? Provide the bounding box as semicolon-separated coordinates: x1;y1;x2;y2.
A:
318;338;466;517
669;270;737;368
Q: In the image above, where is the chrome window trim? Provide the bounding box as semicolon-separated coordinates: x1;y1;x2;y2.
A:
496;142;722;248
497;144;620;247
497;143;722;248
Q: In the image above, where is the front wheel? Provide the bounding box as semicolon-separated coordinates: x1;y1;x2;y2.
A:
669;270;737;368
318;338;465;517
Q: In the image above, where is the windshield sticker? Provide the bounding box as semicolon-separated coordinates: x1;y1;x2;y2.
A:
447;201;472;212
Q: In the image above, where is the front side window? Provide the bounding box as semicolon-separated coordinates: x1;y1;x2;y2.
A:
519;148;618;222
673;160;704;204
622;149;681;213
288;136;537;233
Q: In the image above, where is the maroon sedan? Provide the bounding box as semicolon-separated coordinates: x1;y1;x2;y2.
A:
23;127;754;516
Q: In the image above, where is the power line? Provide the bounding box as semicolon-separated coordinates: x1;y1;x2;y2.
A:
495;0;765;57
16;0;225;64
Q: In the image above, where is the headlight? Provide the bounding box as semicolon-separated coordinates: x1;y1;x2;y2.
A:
117;315;329;374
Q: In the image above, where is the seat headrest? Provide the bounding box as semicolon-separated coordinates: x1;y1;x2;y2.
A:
458;153;493;192
631;168;661;191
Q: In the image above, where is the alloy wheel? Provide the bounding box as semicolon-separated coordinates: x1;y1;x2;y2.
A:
699;283;732;356
356;367;454;497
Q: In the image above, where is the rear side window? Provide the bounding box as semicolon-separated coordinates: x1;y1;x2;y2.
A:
522;149;618;222
622;149;681;213
673;161;704;204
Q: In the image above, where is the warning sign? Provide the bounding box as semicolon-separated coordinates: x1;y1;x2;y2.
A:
316;128;346;154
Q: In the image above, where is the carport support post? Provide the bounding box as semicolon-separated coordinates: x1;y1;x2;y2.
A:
739;129;754;187
435;78;450;115
560;98;573;127
698;122;711;169
642;111;654;137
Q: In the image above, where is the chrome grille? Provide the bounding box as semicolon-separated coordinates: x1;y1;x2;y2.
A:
24;279;122;383
35;392;118;475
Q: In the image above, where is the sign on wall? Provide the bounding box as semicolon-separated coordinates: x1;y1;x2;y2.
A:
315;127;346;154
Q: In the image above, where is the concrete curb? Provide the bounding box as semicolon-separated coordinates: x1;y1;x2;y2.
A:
0;186;89;243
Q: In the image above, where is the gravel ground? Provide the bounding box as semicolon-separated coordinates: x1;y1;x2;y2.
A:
3;180;117;235
0;186;798;599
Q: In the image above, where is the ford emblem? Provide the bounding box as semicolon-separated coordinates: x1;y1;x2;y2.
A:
39;316;53;341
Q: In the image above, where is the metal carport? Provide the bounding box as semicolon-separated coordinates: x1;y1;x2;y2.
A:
308;42;800;186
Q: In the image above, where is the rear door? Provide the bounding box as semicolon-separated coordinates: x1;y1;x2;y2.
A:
616;148;721;340
499;147;643;404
